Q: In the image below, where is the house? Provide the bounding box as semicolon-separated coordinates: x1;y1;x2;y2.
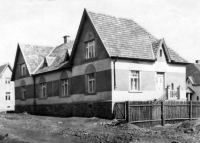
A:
11;9;188;119
0;63;15;112
186;60;200;101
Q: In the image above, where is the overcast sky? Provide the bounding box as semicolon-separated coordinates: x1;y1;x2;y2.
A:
0;0;200;67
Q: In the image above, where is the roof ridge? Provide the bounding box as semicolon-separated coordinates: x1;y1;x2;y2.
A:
19;43;54;48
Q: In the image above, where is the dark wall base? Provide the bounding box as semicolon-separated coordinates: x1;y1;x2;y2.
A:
15;101;113;119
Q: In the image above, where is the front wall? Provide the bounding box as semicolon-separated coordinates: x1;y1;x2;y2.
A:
112;59;187;102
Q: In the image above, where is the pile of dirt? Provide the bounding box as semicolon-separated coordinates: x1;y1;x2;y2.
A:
176;120;200;133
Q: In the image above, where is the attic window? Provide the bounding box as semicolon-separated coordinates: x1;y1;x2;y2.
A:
160;49;162;57
20;64;26;76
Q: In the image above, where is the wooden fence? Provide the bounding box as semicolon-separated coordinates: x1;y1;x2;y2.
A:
113;101;200;126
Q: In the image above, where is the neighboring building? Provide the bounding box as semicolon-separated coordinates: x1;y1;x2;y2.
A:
0;63;15;112
186;60;200;101
11;9;188;119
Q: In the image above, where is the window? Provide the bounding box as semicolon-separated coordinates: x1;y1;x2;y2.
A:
5;92;10;101
160;49;162;57
197;96;199;101
171;83;174;90
40;83;46;98
21;86;26;100
61;79;69;96
88;73;95;93
20;64;26;76
86;40;95;59
5;78;10;84
130;71;140;91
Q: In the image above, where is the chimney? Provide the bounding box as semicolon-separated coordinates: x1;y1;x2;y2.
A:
196;60;200;64
63;35;70;44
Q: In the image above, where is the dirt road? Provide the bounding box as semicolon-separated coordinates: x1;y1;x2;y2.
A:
0;113;199;143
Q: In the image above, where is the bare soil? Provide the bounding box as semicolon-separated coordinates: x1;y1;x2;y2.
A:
0;112;199;143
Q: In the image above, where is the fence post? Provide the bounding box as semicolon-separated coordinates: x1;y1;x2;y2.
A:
189;100;192;121
161;101;165;126
126;101;130;122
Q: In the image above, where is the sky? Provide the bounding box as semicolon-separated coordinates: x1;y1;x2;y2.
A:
0;0;200;67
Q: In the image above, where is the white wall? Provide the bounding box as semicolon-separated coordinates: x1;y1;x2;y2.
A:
0;67;15;111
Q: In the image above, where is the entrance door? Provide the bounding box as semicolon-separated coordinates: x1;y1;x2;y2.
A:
156;73;164;91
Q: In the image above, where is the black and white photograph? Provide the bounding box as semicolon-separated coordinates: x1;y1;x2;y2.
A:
0;0;200;142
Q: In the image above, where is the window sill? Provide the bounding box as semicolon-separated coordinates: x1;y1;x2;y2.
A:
83;57;98;63
59;95;70;98
20;99;26;101
85;92;97;96
129;91;143;93
38;97;48;100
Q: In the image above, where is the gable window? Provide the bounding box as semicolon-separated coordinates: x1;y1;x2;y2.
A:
130;71;140;91
20;63;26;76
21;86;26;100
86;40;95;59
61;79;69;96
5;78;10;84
88;73;95;93
160;49;162;57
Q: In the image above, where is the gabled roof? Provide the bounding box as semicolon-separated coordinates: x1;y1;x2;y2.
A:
0;63;12;78
187;63;200;85
70;9;188;64
19;44;54;74
35;41;74;74
186;87;195;94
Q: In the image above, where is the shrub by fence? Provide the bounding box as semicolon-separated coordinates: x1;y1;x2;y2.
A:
113;101;200;126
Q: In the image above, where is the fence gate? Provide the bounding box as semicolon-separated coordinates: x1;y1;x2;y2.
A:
113;102;126;119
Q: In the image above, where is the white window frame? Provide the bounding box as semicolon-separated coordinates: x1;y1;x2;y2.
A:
5;78;10;84
21;86;26;100
40;83;46;98
61;79;69;96
86;40;95;59
88;73;95;93
20;64;26;76
5;92;11;101
129;71;141;92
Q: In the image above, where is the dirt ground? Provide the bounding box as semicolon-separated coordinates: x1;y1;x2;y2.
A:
0;113;200;143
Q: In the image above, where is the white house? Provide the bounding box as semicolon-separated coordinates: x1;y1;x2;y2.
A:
0;63;15;111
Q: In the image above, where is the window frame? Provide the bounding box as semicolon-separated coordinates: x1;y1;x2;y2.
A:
20;63;26;77
129;70;141;92
5;78;10;84
87;73;95;93
5;92;11;101
21;86;26;100
85;40;96;59
61;79;69;97
160;49;162;57
40;82;47;98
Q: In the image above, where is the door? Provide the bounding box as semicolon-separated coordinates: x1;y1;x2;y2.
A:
156;73;164;91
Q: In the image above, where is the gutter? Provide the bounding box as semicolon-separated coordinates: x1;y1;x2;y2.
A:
113;56;118;90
